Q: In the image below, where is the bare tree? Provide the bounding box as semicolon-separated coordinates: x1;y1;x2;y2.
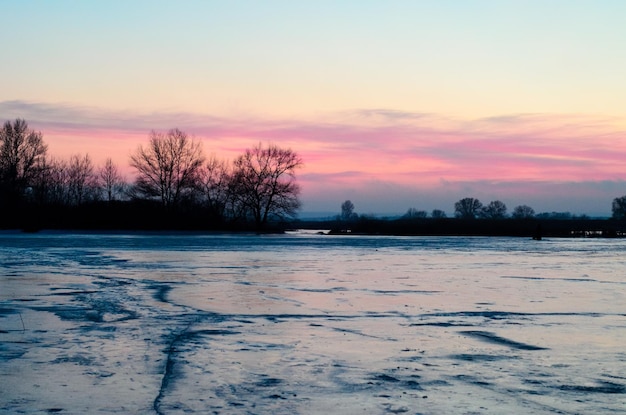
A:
480;200;508;219
454;197;483;219
0;119;47;203
33;157;68;205
198;155;231;219
431;209;447;219
130;129;204;209
67;154;97;205
512;205;535;219
230;143;303;228
99;158;125;202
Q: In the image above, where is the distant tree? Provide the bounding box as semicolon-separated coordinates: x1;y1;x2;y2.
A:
99;158;125;202
403;208;427;219
198;155;231;220
27;156;51;205
454;197;483;219
0;119;47;205
536;211;572;220
431;209;447;219
341;200;357;221
67;154;97;205
130;129;204;209
480;200;508;219
33;157;68;205
611;195;626;220
512;205;535;219
229;143;303;228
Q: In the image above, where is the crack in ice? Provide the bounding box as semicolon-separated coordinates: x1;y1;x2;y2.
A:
152;316;197;415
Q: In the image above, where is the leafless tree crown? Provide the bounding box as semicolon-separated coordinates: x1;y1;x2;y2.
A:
0;118;47;198
99;158;125;202
230;143;303;228
130;128;204;209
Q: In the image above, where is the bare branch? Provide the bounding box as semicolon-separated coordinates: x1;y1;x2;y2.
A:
130;129;204;209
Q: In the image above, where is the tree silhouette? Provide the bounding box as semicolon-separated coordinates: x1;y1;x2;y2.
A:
130;129;204;209
480;200;508;219
33;157;68;206
454;197;483;219
230;143;302;229
67;154;97;205
536;211;572;219
403;208;427;219
99;158;125;202
198;155;231;220
0;119;47;206
431;209;447;219
341;200;356;221
612;195;626;220
512;204;535;219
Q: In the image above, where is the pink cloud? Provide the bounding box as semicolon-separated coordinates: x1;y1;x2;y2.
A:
3;100;626;215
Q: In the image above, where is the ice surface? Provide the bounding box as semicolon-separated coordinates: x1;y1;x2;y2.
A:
1;231;625;414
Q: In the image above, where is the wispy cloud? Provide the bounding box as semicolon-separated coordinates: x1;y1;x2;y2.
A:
3;100;626;214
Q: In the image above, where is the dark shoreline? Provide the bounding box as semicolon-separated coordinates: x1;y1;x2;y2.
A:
4;216;626;239
3;197;625;237
296;217;626;238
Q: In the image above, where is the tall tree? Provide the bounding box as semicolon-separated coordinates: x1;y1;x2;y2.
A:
454;197;483;219
32;157;68;206
67;154;96;205
341;200;356;221
99;158;124;202
198;155;231;220
0;119;47;204
130;129;204;209
612;195;626;220
230;143;303;228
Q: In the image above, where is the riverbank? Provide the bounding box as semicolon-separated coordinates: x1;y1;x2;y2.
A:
295;217;626;238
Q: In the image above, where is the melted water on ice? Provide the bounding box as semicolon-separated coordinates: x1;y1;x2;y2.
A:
1;231;625;414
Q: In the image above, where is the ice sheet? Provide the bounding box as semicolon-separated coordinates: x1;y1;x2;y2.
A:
1;232;625;414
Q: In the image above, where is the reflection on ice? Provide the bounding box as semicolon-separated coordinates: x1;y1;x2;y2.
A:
0;232;625;414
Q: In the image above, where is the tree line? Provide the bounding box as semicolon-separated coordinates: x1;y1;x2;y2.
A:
449;198;591;220
0;119;302;230
2;117;626;232
339;195;626;223
331;198;626;237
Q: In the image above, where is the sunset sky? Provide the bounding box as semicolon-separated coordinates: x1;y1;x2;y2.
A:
2;1;626;216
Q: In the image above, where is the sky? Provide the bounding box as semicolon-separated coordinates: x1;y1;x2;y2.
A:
2;0;626;217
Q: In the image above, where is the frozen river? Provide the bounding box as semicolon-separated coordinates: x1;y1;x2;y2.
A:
1;231;625;414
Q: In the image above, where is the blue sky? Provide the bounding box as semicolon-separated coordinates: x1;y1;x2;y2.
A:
2;1;626;216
